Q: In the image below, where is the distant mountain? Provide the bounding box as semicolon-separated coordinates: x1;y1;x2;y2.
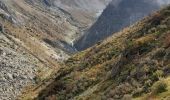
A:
26;0;111;27
75;0;169;50
0;0;110;49
0;0;111;62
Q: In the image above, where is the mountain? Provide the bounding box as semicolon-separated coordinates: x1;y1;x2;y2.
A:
74;0;170;50
24;5;170;100
0;0;110;99
26;0;111;28
0;0;110;54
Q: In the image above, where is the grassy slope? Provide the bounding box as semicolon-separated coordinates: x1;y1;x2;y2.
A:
26;5;170;100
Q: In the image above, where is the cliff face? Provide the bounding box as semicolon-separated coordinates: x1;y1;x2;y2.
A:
74;0;169;50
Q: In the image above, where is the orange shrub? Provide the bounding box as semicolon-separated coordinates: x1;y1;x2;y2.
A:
164;33;170;48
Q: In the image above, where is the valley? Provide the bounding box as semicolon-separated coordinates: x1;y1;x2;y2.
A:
0;0;170;100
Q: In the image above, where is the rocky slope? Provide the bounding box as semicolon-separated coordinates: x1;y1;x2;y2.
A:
27;5;170;100
75;0;170;50
0;31;47;100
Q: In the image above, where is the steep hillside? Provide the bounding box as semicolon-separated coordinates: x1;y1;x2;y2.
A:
28;5;170;100
75;0;170;50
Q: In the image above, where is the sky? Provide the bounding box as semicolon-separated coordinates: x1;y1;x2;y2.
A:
110;0;170;6
156;0;170;5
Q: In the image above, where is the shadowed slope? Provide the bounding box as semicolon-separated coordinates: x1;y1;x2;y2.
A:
75;0;167;51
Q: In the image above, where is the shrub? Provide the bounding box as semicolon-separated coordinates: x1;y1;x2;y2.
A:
155;70;164;78
150;70;164;82
132;88;143;97
151;80;167;95
46;95;56;100
153;49;166;59
122;94;132;100
164;33;170;48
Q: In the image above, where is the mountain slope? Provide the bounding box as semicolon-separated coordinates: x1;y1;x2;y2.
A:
75;0;169;50
0;0;110;99
29;5;170;100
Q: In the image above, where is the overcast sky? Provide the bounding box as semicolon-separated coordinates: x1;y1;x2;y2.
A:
156;0;170;5
110;0;170;6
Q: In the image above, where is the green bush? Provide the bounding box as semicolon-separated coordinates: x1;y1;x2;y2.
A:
132;88;143;97
151;80;167;95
